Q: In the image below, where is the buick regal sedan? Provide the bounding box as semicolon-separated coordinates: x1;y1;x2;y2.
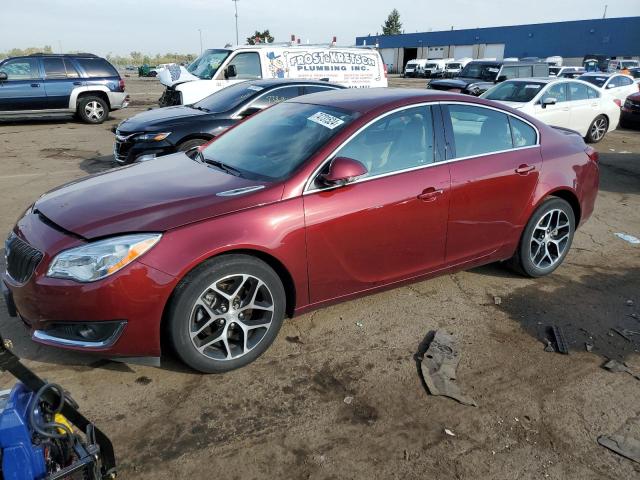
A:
1;89;599;373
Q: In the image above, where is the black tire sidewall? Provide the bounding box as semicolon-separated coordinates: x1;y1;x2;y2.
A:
177;138;207;152
518;198;575;278
77;96;109;124
167;255;286;373
585;115;608;143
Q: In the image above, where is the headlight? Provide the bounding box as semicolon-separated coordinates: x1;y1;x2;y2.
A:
135;132;171;142
47;233;162;282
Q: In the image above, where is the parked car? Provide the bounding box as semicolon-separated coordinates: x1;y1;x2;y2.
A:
0;53;128;124
583;54;610;72
158;45;387;106
2;89;599;373
428;60;549;96
620;91;640;129
481;78;620;143
549;66;585;78
626;67;640;84
404;59;427;78
423;59;452;78
608;59;640;72
114;79;345;164
443;58;472;77
578;72;639;105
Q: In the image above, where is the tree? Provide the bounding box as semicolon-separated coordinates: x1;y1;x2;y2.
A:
381;9;402;35
246;29;274;45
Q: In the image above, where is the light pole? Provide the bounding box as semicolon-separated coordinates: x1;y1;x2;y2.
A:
232;0;239;45
198;29;203;54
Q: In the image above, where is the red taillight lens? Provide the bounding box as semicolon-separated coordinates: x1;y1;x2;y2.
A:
118;79;125;91
383;64;388;78
613;98;622;107
585;146;599;163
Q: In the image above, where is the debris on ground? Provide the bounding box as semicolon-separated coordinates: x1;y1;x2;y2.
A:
285;335;304;344
598;416;640;464
414;330;478;407
626;299;635;307
444;428;456;437
544;339;555;353
615;233;640;244
546;326;569;354
611;328;640;342
493;296;502;305
355;321;364;328
343;396;353;405
585;342;594;352
602;359;640;381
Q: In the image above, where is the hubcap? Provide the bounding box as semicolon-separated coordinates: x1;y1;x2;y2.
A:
591;118;607;141
85;101;105;120
189;274;274;361
529;209;571;269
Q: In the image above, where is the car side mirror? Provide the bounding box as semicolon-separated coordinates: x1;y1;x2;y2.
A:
496;75;507;83
225;64;237;79
238;106;262;118
606;83;615;89
541;97;557;108
320;157;368;187
0;72;7;81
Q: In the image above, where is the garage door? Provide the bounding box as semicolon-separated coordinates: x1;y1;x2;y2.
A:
428;46;446;59
453;45;474;59
484;44;505;60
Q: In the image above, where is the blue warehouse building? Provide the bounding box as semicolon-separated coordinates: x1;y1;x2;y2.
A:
355;16;640;73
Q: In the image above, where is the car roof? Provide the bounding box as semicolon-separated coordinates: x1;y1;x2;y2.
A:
290;88;476;114
241;78;345;88
5;53;101;61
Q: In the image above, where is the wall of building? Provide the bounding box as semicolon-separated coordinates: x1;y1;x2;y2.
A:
357;16;640;72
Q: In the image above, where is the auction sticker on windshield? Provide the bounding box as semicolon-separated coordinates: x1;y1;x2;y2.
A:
308;111;345;129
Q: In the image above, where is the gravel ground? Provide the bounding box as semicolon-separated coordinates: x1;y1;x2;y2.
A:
0;75;639;479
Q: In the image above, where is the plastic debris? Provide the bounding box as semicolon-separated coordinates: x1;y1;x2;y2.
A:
414;330;478;407
615;233;640;244
602;359;640;381
493;296;502;305
598;416;640;464
343;396;353;405
355;321;364;328
585;342;594;352
547;326;569;354
444;428;456;437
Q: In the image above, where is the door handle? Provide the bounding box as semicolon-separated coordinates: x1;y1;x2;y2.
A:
73;81;82;85
515;164;536;175
30;83;40;88
417;187;444;202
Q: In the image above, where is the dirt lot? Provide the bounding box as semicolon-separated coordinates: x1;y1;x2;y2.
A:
1;75;639;479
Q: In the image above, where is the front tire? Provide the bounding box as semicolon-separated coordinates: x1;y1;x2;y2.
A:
167;255;286;373
585;115;608;143
77;96;109;124
177;138;207;152
510;197;575;277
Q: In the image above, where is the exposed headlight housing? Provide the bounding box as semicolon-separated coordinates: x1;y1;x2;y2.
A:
47;233;162;282
135;132;171;142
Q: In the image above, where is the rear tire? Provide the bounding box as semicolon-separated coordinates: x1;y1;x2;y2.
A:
77;95;109;124
509;197;575;278
584;115;608;143
167;255;286;373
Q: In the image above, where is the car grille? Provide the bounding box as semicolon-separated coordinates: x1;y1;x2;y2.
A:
4;233;43;284
113;130;137;163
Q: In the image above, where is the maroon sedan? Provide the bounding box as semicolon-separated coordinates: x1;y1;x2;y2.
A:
2;89;599;373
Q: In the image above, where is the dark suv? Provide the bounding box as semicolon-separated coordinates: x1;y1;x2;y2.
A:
428;60;549;96
0;53;128;124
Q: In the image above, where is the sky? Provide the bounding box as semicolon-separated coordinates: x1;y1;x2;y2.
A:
2;0;640;56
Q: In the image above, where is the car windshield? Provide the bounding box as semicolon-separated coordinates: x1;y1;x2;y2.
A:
200;102;357;181
447;63;462;70
482;81;545;102
193;82;262;112
460;63;501;80
187;49;231;79
426;63;438;69
579;75;608;87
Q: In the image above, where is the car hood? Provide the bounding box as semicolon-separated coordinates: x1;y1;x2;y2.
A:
493;100;526;110
117;106;209;132
34;154;282;240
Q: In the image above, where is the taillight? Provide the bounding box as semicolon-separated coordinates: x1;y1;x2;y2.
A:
585;146;599;163
383;64;388;78
613;98;622;107
118;79;125;91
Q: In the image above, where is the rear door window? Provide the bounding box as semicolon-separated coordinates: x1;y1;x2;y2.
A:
248;86;300;109
446;104;513;158
43;57;67;78
63;59;80;78
567;82;590;101
75;58;119;77
509;117;537;147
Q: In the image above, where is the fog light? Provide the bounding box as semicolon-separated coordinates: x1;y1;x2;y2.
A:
34;321;126;347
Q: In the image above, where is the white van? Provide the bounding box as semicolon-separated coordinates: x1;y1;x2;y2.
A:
444;58;472;77
158;44;388;106
404;59;428;78
423;59;453;78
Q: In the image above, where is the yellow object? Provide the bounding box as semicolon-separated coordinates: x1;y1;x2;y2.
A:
54;413;73;435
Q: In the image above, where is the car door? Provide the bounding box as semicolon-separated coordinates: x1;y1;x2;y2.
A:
303;104;451;303
42;57;82;109
533;82;570;127
442;103;541;264
0;57;46;111
566;81;599;135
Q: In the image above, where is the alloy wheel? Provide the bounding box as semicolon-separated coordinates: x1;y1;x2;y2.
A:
189;274;275;360
85;101;105;121
529;209;571;269
590;118;607;142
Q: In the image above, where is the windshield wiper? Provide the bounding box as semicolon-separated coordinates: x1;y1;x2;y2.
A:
203;158;242;176
192;105;210;112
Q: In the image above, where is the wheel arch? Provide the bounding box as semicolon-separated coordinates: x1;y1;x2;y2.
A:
540;188;582;226
70;86;111;110
177;133;215;147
